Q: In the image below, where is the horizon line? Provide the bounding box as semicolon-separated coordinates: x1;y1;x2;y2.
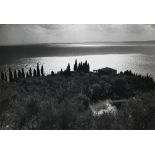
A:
1;40;155;47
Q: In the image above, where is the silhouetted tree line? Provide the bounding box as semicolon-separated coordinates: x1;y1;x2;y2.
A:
74;59;90;73
120;70;155;91
0;60;91;81
0;63;45;82
122;70;154;83
1;60;154;87
59;60;90;77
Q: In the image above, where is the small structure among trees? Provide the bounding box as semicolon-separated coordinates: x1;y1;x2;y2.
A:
94;67;117;76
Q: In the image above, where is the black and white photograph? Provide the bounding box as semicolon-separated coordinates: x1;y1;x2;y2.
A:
0;24;155;130
1;0;155;155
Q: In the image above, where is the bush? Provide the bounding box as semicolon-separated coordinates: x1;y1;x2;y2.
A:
117;92;155;129
111;77;130;98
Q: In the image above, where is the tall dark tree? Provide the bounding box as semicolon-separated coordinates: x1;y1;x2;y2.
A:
78;62;83;71
29;68;32;77
9;68;13;82
77;63;80;71
33;69;37;77
79;62;82;71
18;70;22;78
21;68;25;78
51;71;54;76
4;73;7;81
37;63;40;77
14;70;17;81
0;71;4;80
26;72;29;78
64;63;71;76
41;65;44;76
74;59;78;71
83;61;87;72
60;69;63;75
76;60;90;73
67;63;70;72
87;63;90;72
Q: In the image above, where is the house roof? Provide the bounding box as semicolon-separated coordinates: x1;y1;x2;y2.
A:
99;67;117;72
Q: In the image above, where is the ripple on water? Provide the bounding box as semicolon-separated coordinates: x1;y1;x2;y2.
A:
0;54;155;79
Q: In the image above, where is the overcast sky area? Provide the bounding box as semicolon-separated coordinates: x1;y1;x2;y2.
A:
0;24;155;45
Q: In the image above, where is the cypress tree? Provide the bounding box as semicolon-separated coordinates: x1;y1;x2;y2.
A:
33;69;37;77
60;69;63;75
80;62;82;71
41;65;44;76
51;71;54;76
18;70;22;78
9;68;13;82
21;68;25;78
14;70;17;81
80;62;83;71
26;72;29;78
74;59;78;71
37;63;40;77
67;63;70;72
0;71;4;80
29;68;32;77
83;61;86;72
64;63;71;76
4;73;7;81
78;62;82;71
87;63;90;73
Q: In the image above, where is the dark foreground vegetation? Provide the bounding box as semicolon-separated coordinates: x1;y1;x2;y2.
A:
0;60;155;130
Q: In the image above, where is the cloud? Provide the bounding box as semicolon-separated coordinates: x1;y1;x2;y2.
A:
0;24;155;45
63;24;150;34
87;24;148;33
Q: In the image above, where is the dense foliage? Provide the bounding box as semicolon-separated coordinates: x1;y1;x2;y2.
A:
0;61;155;129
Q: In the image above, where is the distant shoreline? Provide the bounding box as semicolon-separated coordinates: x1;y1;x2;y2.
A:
1;40;155;47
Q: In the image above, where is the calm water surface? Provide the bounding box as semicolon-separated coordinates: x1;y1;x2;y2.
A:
1;54;155;78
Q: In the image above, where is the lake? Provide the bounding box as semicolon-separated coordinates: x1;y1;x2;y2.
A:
1;54;155;78
1;43;155;78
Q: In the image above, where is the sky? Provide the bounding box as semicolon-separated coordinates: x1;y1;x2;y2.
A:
0;24;155;45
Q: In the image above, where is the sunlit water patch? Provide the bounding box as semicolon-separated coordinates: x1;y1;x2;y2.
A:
1;54;155;78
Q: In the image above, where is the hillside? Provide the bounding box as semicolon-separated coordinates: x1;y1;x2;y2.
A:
0;67;155;130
